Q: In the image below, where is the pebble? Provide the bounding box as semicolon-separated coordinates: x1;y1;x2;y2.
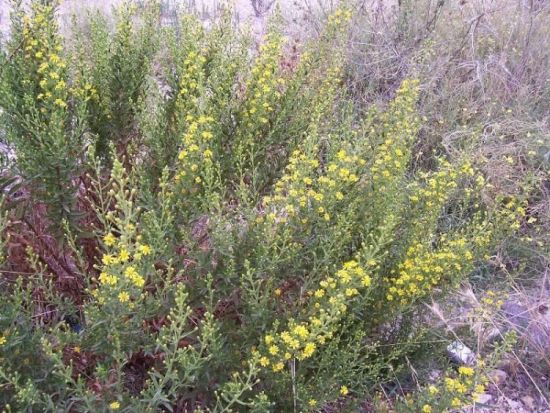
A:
488;369;508;385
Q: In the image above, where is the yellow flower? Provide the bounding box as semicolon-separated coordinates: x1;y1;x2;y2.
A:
109;401;120;410
455;382;467;394
475;384;485;393
272;362;284;372
308;399;317;407
445;377;456;391
124;266;138;278
49;53;61;64
0;336;6;345
118;249;130;262
54;98;67;108
345;288;358;297
336;269;351;284
98;272;117;286
340;385;349;396
293;325;309;339
361;275;372;287
268;345;279;355
259;356;270;367
118;291;130;303
138;244;152;256
103;233;116;247
458;366;474;376
132;275;145;288
302;342;316;358
102;254;118;266
428;385;438;395
422;405;432;413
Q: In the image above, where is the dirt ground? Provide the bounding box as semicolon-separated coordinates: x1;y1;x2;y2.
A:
0;0;312;37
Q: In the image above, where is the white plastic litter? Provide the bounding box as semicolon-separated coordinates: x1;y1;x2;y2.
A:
446;340;476;365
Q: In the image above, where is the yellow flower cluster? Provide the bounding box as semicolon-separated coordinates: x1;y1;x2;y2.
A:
171;43;220;197
71;81;99;104
481;289;505;309
236;33;285;163
403;160;481;249
370;79;420;191
327;8;353;30
409;163;462;207
175;113;216;190
22;2;69;114
418;362;488;412
445;366;487;406
258;259;373;372
262;146;365;226
309;64;344;130
242;34;284;128
289;26;345;136
386;237;473;304
499;196;527;230
176;49;207;118
91;232;151;305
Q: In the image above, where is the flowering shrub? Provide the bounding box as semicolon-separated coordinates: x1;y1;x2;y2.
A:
0;2;528;412
0;1;85;227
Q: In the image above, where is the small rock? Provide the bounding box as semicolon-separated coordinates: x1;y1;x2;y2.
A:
475;393;493;404
528;303;550;349
507;398;523;410
428;369;442;381
502;301;530;331
488;369;507;385
521;395;535;410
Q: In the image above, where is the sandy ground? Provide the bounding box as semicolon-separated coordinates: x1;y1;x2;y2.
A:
0;0;320;38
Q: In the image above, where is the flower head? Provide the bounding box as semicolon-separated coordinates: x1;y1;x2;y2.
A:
103;233;116;247
118;291;130;303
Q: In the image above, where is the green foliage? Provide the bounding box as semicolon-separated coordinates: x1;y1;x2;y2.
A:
0;2;532;412
0;1;85;229
72;1;160;160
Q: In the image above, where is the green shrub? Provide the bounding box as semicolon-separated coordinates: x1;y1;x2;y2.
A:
0;1;86;228
0;3;528;412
